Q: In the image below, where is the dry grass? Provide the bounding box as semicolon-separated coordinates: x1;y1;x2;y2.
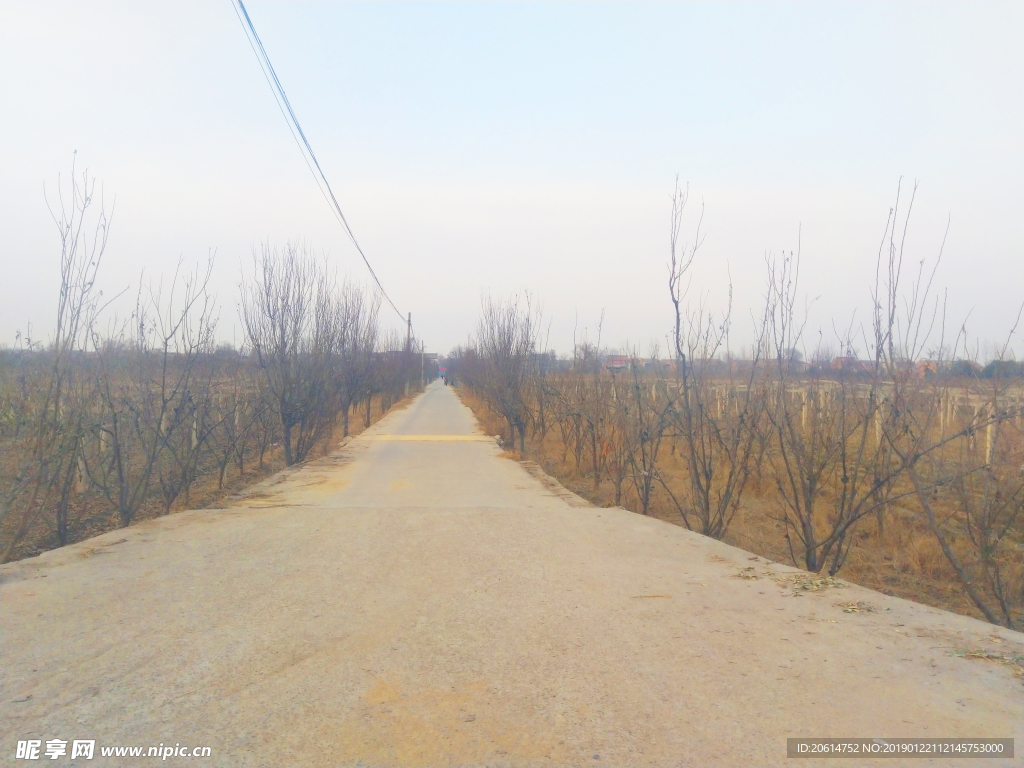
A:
457;387;1018;625
0;391;415;562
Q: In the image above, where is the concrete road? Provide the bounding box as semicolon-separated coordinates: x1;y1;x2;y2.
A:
2;380;1021;767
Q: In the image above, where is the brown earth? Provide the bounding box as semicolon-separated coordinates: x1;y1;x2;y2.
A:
455;389;1021;628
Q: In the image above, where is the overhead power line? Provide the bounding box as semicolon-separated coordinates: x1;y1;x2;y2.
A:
232;0;406;323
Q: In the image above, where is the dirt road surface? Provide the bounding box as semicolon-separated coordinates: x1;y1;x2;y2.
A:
2;381;1021;766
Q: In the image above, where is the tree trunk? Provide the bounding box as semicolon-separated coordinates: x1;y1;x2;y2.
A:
283;422;294;466
910;466;1003;626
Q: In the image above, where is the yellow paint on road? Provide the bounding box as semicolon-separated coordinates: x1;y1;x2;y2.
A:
369;434;494;442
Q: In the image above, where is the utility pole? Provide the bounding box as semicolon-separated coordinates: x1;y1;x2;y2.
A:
405;313;412;397
421;340;425;388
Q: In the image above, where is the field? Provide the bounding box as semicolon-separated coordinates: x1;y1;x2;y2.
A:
456;369;1024;629
0;233;433;565
0;367;422;563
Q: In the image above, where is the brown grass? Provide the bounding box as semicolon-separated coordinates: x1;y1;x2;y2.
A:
0;391;416;562
456;387;1016;625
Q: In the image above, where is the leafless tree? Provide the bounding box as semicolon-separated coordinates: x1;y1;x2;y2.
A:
1;159;110;559
761;182;980;575
240;242;340;465
761;239;903;574
208;363;266;488
622;358;670;515
899;312;1023;629
156;357;224;512
665;180;768;538
334;282;381;437
82;259;216;528
467;294;542;452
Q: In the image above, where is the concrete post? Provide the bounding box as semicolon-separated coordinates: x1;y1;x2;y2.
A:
76;453;87;495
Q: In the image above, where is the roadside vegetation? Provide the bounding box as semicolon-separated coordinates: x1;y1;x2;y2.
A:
451;181;1023;630
0;164;429;562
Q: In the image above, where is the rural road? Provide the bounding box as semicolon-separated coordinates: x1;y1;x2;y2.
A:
1;380;1021;767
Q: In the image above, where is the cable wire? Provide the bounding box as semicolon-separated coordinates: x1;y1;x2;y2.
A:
232;0;406;323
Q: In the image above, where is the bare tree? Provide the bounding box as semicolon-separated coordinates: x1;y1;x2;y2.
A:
761;240;903;575
83;259;216;528
1;159;110;559
209;362;266;488
240;242;340;465
622;358;670;515
468;294;541;452
665;180;768;538
898;312;1024;629
760;182;981;575
335;282;381;437
156;357;223;512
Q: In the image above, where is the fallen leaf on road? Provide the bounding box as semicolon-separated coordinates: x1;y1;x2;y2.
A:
839;601;876;613
952;649;1024;676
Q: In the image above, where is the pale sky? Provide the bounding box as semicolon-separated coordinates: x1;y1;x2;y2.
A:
2;1;1022;358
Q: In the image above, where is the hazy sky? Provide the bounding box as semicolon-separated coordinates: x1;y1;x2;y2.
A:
2;1;1022;357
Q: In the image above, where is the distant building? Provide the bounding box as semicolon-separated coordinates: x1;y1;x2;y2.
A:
605;354;629;372
831;357;869;374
